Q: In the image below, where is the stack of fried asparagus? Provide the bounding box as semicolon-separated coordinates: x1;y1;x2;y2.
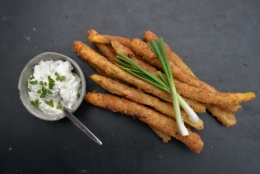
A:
73;29;255;153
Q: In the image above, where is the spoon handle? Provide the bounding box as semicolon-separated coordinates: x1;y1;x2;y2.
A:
63;108;102;145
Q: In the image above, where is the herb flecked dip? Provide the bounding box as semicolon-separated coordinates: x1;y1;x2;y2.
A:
27;60;81;115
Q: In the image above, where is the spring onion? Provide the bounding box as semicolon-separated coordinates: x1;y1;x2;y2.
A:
45;99;54;107
76;92;80;99
27;75;38;84
39;86;47;98
48;76;55;89
31;99;41;107
29;80;38;84
56;103;62;109
55;72;61;81
115;38;199;136
29;75;35;80
55;72;66;82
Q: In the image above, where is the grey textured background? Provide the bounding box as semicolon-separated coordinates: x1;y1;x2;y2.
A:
0;0;259;173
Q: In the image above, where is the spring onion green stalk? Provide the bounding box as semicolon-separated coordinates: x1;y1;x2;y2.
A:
56;103;63;110
55;72;66;82
48;76;55;89
148;38;188;136
45;99;54;107
31;99;41;107
115;38;199;136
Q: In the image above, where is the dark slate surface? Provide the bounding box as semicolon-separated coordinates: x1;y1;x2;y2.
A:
0;0;259;173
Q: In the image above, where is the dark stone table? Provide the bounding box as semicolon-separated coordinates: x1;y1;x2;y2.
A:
1;0;259;173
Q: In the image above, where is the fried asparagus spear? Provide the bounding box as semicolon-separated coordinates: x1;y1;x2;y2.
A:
88;29;130;47
174;80;254;107
73;41;255;108
151;124;191;143
90;74;204;130
143;30;196;77
206;104;237;126
94;43;116;63
149;125;171;143
85;92;204;153
88;29;117;63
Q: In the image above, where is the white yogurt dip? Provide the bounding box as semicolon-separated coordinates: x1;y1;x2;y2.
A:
27;59;81;115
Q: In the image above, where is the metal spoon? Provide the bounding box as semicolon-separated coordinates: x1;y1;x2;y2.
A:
62;104;102;145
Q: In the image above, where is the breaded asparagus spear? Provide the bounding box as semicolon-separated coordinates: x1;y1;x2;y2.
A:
143;30;196;77
88;29;130;47
88;29;117;63
85;92;204;153
90;74;204;130
149;125;171;143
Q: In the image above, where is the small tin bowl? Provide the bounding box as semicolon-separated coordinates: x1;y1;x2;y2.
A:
18;52;86;121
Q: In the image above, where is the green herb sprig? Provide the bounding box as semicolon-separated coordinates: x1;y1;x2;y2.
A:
115;38;199;136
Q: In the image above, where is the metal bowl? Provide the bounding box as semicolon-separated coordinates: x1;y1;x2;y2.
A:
18;52;86;121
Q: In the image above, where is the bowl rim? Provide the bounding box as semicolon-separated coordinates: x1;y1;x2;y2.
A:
18;52;86;121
